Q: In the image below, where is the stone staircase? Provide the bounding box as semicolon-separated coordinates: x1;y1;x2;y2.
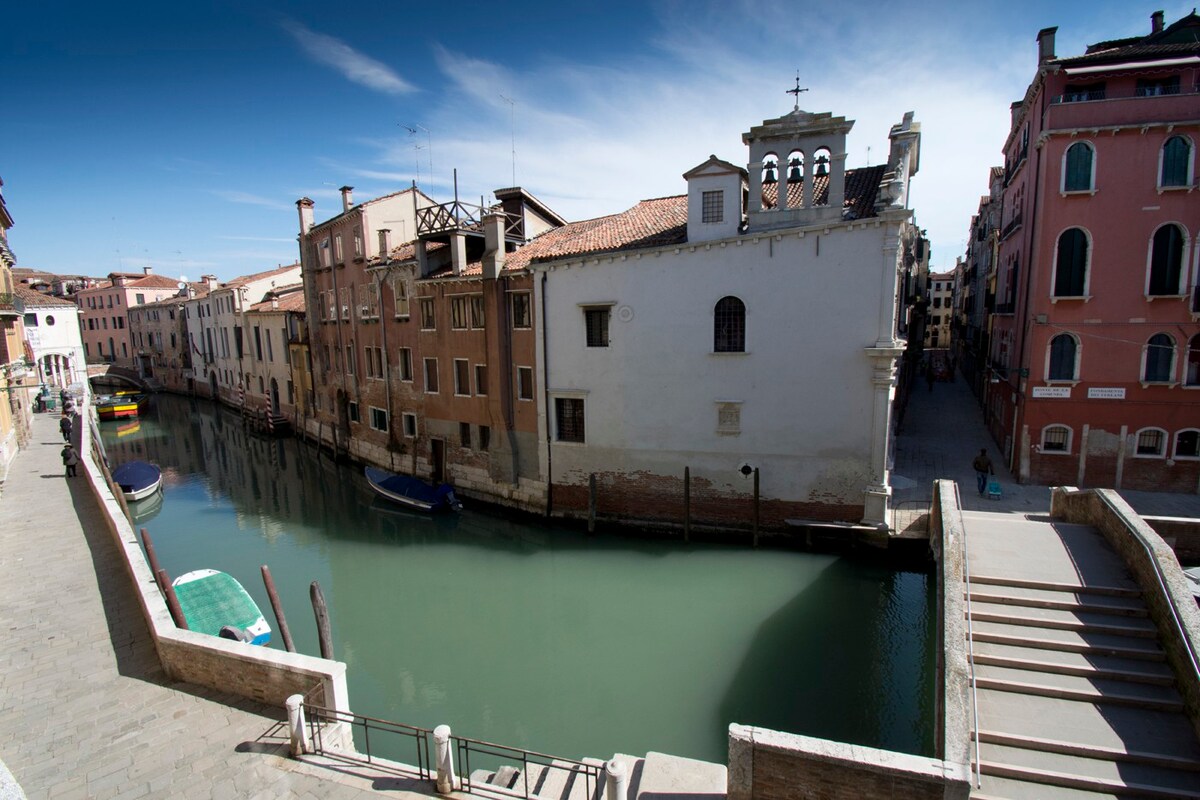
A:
966;572;1200;798
471;751;725;800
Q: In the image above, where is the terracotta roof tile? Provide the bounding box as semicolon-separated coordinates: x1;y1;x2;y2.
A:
760;165;886;218
249;291;306;313
130;274;187;289
508;195;688;268
223;263;301;288
14;286;78;308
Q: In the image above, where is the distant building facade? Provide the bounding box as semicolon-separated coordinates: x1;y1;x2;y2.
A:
75;269;183;365
0;181;35;471
16;287;87;393
925;271;954;350
985;12;1200;491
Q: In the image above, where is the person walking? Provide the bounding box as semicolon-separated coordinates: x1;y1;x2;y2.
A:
61;443;79;477
59;413;73;442
973;448;994;496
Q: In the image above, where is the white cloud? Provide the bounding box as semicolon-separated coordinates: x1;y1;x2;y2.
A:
282;19;415;96
212;190;293;211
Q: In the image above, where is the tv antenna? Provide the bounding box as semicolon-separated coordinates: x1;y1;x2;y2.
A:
401;124;433;187
499;94;517;186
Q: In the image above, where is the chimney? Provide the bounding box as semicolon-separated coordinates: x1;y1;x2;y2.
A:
450;232;467;276
203;274;218;290
1037;27;1057;65
340;186;354;213
143;266;153;275
296;197;315;235
1151;10;1164;33
482;213;506;280
378;228;392;259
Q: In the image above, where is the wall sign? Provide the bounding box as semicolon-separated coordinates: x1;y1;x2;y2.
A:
1032;386;1071;398
1087;387;1125;399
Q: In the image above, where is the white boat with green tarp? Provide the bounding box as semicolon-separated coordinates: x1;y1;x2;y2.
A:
171;569;271;645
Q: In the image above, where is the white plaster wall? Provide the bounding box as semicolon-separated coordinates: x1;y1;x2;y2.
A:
536;220;902;505
24;305;87;387
686;169;743;243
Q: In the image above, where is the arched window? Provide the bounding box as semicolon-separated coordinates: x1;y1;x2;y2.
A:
1147;224;1185;296
1047;333;1078;381
1063;142;1094;191
1053;228;1089;297
1186;334;1200;387
1041;425;1071;453
1161;136;1192;187
812;147;832;207
1143;333;1175;383
1135;427;1166;457
761;153;779;185
1175;429;1200;460
714;296;746;353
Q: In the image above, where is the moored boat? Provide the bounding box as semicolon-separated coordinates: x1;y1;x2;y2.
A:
112;460;163;501
95;391;148;420
365;466;463;512
171;569;272;645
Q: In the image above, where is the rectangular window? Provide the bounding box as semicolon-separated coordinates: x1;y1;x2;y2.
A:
454;359;470;395
354;228;363;258
701;190;723;223
1043;427;1069;452
460;422;471;448
474;364;488;396
266;330;273;362
398;348;413;381
359;283;379;319
517;366;533;401
393;279;410;317
451;296;469;329
555;398;585;443
584;307;610;347
348;401;360;424
370;406;389;432
254;326;263;360
346;345;356;376
334;234;344;263
420;298;436;330
479;425;490;451
321;240;332;267
402;412;418;437
470;295;485;329
136;293;146;305
365;346;384;379
1137;430;1164;456
511;293;532;329
424;358;439;393
340;287;352;320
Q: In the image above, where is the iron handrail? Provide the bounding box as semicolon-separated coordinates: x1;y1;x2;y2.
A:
454;733;603;800
301;701;433;780
956;482;982;789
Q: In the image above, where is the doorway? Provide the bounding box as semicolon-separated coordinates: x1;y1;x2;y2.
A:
431;438;446;484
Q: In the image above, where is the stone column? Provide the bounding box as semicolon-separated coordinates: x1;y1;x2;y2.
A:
605;757;628;800
434;724;456;794
286;694;309;757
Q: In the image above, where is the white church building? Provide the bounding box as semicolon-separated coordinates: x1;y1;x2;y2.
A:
515;105;923;529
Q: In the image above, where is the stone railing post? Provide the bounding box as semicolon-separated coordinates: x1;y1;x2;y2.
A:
286;694;309;757
605;757;628;800
434;724;456;794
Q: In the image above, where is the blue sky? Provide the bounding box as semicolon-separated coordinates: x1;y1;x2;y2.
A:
4;0;1192;283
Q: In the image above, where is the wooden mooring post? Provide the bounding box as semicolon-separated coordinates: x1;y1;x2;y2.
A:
753;467;760;548
140;528;165;592
310;580;333;659
157;569;188;630
588;473;597;534
683;467;691;543
261;565;296;653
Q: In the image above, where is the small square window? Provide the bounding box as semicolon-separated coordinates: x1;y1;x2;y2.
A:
584;307;609;347
701;190;723;223
517;367;534;401
1042;426;1069;452
555;397;585;443
511;293;532;329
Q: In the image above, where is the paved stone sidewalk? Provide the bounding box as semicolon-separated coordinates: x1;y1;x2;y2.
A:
0;412;433;799
891;370;1200;519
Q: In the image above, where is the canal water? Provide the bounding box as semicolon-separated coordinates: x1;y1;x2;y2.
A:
101;394;936;764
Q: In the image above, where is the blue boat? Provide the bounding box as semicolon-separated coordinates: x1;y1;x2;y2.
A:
112;460;163;502
365;467;463;513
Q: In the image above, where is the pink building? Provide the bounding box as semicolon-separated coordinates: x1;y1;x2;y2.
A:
76;268;184;365
987;11;1200;492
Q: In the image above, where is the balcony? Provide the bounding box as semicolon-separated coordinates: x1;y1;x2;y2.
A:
1000;213;1023;242
0;292;25;316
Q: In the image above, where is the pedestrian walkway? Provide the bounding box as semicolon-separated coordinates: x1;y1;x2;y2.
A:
962;510;1200;798
0;412;433;799
891;370;1200;519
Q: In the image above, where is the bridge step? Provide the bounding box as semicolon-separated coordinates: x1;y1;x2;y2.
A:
967;587;1149;617
971;621;1167;661
971;642;1176;685
971;773;1130;800
969;574;1141;598
979;744;1200;798
967;601;1158;638
978;731;1200;773
975;666;1183;711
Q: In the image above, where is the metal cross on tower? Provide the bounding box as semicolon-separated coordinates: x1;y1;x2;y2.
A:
786;72;808;111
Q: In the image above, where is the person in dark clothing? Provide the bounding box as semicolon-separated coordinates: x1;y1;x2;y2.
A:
59;414;73;441
61;443;79;477
972;449;994;496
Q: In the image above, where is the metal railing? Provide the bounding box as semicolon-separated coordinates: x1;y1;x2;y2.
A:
301;700;433;781
455;734;604;800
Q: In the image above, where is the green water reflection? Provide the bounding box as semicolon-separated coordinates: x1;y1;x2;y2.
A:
103;394;935;763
